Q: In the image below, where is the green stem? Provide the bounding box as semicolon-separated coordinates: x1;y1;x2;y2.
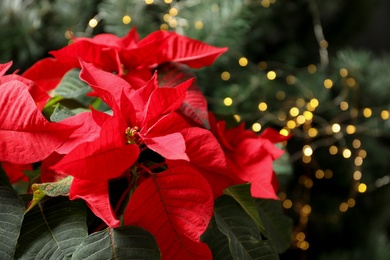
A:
44;95;64;109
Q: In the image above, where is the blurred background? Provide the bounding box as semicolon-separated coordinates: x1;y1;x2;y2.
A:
1;0;389;259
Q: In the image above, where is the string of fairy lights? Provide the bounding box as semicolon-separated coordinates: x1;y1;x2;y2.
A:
79;0;390;253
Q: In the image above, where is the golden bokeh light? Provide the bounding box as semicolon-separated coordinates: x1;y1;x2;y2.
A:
88;18;98;28
252;123;262;132
221;71;230;81
122;15;131;24
169;7;178;16
307;128;318;137
363;108;372;118
289;107;300;117
324;79;333;88
279;128;290;136
303;145;313;156
332;123;341;133
239;57;248;67
283;199;293;209
340;68;348;77
267;70;277;80
223;97;233;106
381;110;389;120
353;170;362;180
340;101;349;111
315;169;325;179
352;139;361;149
258;102;268;111
194;20;203;29
329;145;338;155
357;183;367;193
343;148;352;158
346;125;356;134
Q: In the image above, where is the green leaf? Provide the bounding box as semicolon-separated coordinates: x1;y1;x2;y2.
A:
224;184;265;233
0;164;13;189
0;187;25;260
50;104;76;122
201;217;234;260
54;69;92;99
72;226;161;260
15;197;88;259
254;199;293;253
26;176;74;213
214;196;279;260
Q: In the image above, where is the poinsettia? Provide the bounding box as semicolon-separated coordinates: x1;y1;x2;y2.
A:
0;29;293;260
22;28;228;93
49;60;198;226
209;113;290;199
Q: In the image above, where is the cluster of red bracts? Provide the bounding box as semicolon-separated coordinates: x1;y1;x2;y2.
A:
0;29;289;259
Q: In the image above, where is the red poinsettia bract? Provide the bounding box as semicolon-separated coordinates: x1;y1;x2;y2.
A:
22;28;228;92
209;113;290;199
0;67;79;165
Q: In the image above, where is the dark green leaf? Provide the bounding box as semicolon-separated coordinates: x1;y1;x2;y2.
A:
54;69;92;99
254;199;293;253
72;226;161;260
202;217;234;260
50;104;76;122
0;164;13;189
224;184;265;233
214;196;279;260
15;197;88;259
0;187;25;260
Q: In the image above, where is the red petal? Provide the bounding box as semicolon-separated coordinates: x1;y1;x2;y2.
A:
145;112;190;136
180;87;210;128
0;61;12;76
55;112;101;154
120;27;140;49
50;41;122;74
91;107;111;127
79;60;133;108
1;74;50;110
142;132;189;161
0;80;78;164
167;127;234;199
260;128;292;143
1;162;30;183
127;73;158;126
22;58;73;92
122;69;152;90
70;178;120;227
141;113;191;161
124;166;213;259
74;27;139;50
52;116;139;181
228;139;281;200
134;31;228;68
143;76;193;125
